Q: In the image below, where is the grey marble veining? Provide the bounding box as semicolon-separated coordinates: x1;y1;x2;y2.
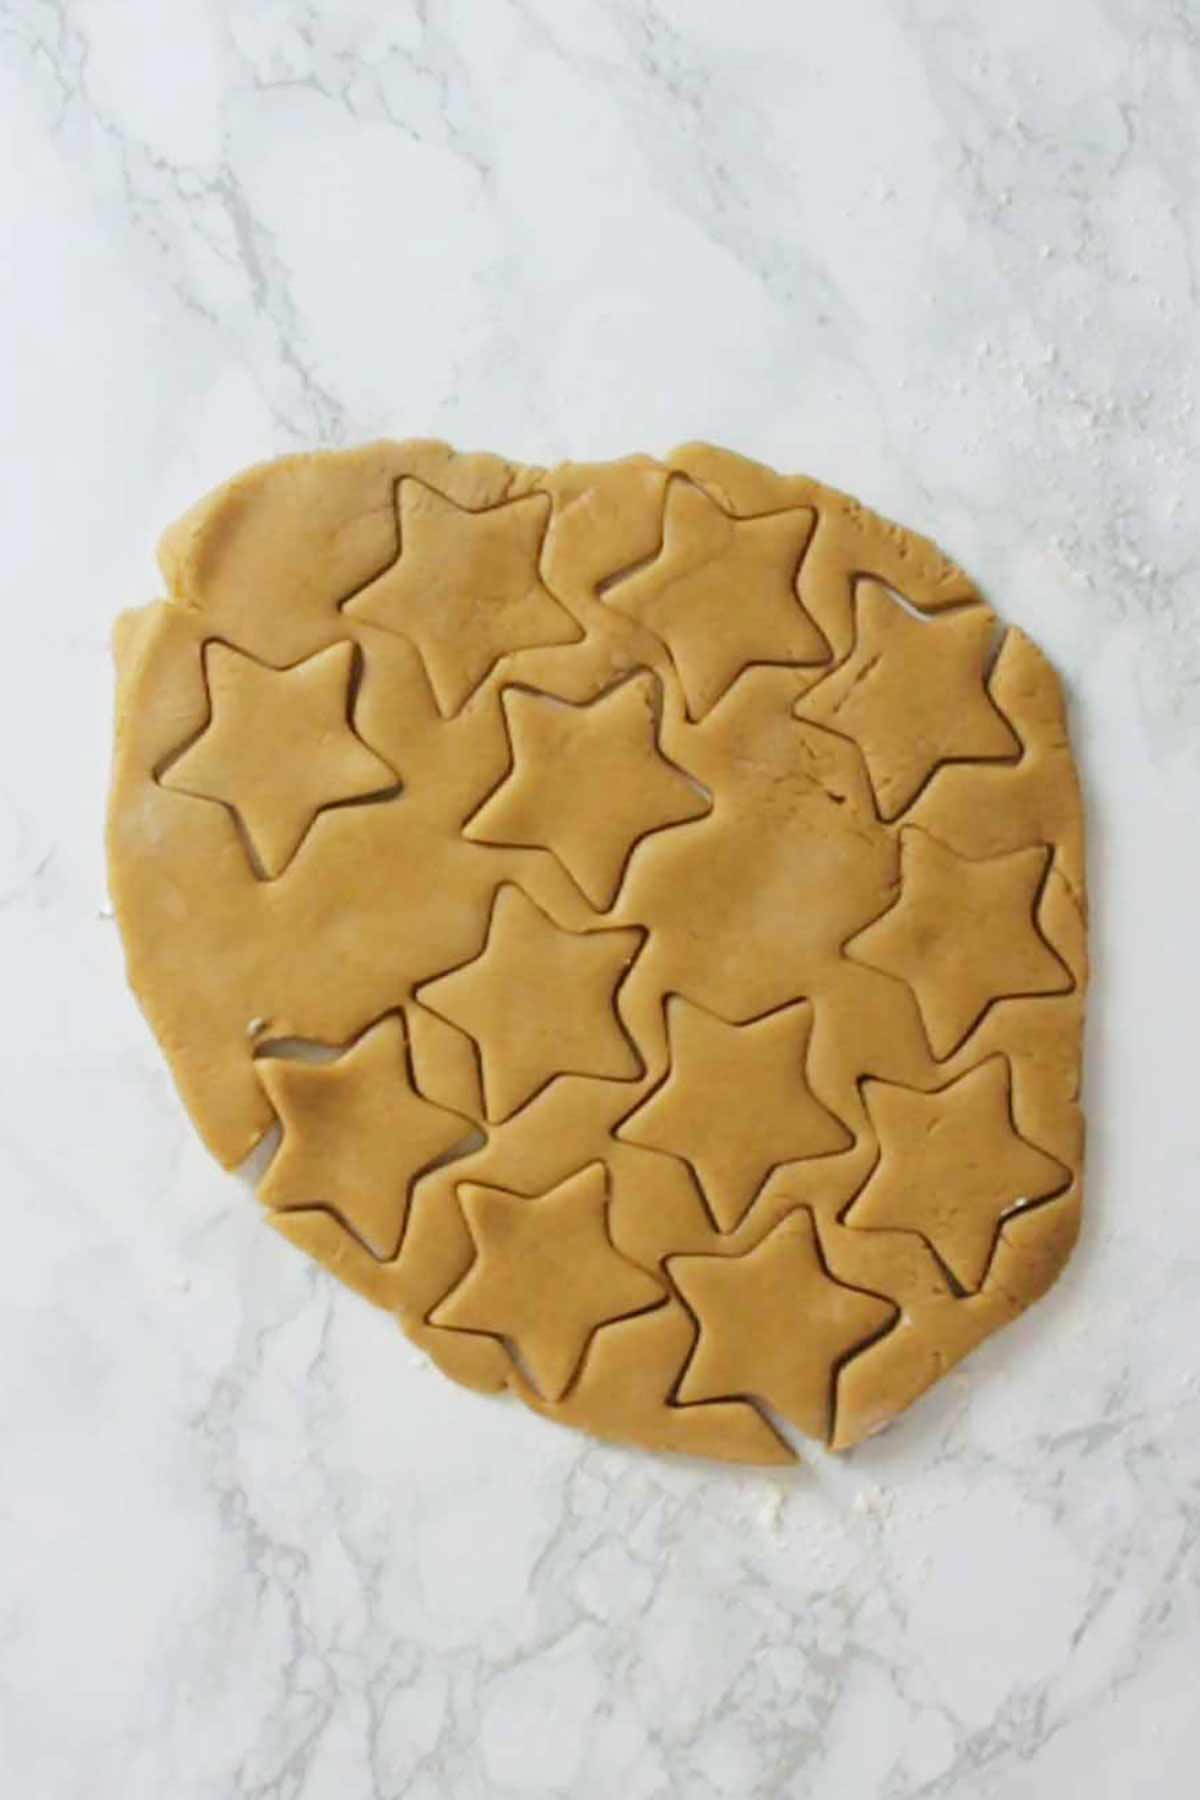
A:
1;2;1198;1795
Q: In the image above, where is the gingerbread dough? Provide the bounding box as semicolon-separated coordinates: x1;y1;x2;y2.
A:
107;441;1087;1464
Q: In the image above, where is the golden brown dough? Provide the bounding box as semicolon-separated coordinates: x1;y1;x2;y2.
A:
617;997;849;1232
847;1057;1069;1294
257;1013;472;1259
599;477;824;718
345;481;580;715
670;1210;897;1441
796;581;1019;818
847;831;1072;1059
431;1163;665;1402
465;672;709;909
160;639;398;876
107;439;1087;1464
416;884;645;1124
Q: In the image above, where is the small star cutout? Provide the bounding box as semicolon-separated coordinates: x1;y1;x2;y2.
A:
343;480;581;716
618;998;851;1231
416;885;644;1122
430;1163;664;1400
464;672;711;909
795;582;1020;819
670;1210;896;1441
847;828;1072;1057
847;1057;1069;1292
256;1013;474;1259
598;477;827;719
159;639;398;878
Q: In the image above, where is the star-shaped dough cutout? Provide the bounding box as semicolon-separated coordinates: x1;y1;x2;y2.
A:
416;885;644;1122
256;1013;474;1259
847;1057;1068;1292
795;582;1019;819
618;998;851;1232
598;477;826;719
847;828;1072;1058
159;639;399;878
670;1210;896;1441
464;672;711;909
430;1163;664;1399
343;480;581;716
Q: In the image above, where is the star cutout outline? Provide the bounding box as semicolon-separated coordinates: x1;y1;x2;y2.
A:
795;581;1021;821
463;670;712;909
841;1055;1071;1294
616;994;853;1233
428;1161;665;1400
415;883;647;1123
341;477;582;716
255;1010;478;1260
597;475;829;721
158;637;400;878
845;827;1075;1059
667;1207;898;1442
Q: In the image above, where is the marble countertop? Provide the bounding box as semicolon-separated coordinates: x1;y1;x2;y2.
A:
3;2;1199;1795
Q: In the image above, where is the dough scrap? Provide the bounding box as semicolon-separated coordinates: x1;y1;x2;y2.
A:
108;440;1088;1464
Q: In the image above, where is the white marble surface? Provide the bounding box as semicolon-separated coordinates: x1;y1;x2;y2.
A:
2;1;1199;1794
